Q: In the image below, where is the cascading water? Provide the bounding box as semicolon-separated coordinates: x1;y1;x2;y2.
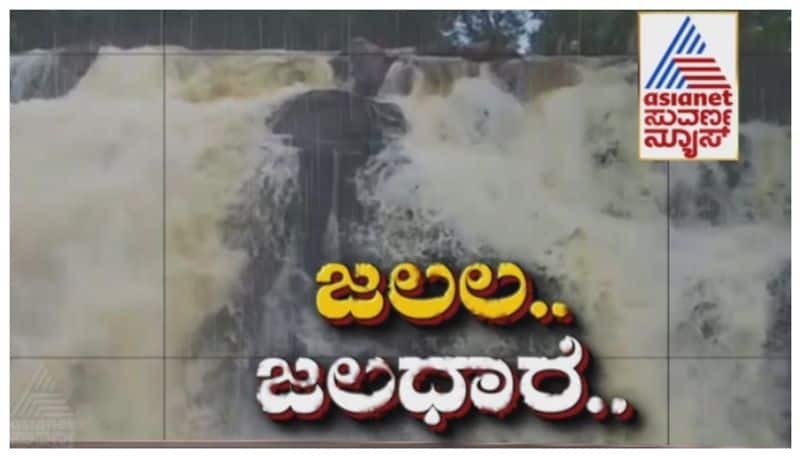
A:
10;46;788;444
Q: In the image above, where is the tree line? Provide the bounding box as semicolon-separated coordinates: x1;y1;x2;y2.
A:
11;11;790;55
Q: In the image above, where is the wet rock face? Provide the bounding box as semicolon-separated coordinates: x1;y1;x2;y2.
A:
267;89;405;274
330;37;397;97
11;45;98;103
189;90;408;423
330;36;582;102
764;261;790;355
670;129;790;229
192;90;406;360
379;57;482;97
269;89;404;149
378;59;417;96
417;38;521;62
378;55;583;101
491;58;581;102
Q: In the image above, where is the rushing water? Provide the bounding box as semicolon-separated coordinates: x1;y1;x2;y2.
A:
10;46;789;444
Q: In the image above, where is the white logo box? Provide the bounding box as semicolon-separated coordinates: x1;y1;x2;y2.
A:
638;12;739;161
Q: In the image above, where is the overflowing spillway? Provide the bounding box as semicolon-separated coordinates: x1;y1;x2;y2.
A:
10;46;789;444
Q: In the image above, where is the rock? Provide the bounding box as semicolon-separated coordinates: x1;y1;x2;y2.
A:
457;40;521;62
378;58;416;96
11;44;98;103
379;56;480;97
266;89;405;274
490;57;581;102
763;261;790;355
329;37;396;97
418;39;520;62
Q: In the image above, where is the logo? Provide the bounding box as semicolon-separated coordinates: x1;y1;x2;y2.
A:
11;365;76;446
639;12;738;160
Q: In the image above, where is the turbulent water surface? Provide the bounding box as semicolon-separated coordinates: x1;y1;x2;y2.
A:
10;46;789;445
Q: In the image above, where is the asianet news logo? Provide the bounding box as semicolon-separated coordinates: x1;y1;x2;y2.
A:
639;12;739;161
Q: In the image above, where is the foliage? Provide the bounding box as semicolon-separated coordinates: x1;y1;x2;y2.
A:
10;10;791;55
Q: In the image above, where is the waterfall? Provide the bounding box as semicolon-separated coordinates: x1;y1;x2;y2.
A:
10;46;788;444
